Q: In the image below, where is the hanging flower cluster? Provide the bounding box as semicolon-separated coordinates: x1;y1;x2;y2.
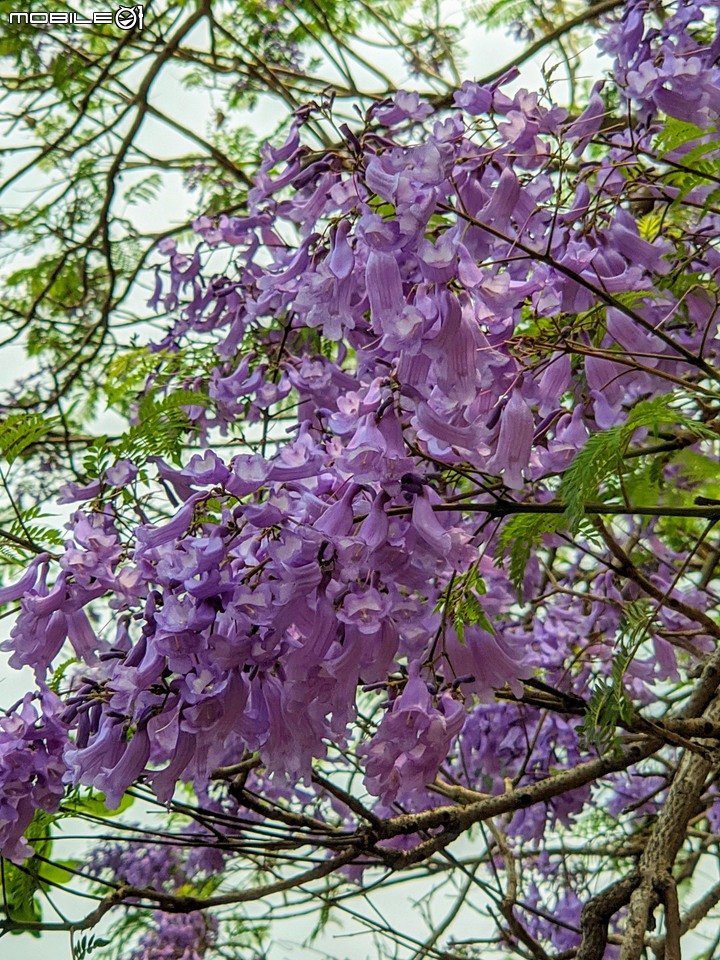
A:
1;2;720;951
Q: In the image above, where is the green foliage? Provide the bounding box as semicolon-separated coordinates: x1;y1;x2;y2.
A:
81;438;113;481
674;448;720;499
0;790;135;932
46;658;80;694
579;601;654;751
653;117;720;207
118;389;209;465
517;290;648;348
89;348;214;469
468;0;528;27
637;208;665;243
3;504;65;553
0;414;62;466
561;394;717;531
104;348;179;410
104;345;217;411
435;565;494;641
499;512;565;598
1;861;42;932
654;119;709;157
498;511;603;599
72;933;111;960
469;0;586;32
306;881;344;944
0;811;54;934
61;789;135;819
123;174;163;206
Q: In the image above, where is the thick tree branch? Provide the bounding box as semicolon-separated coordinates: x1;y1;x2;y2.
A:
618;697;720;960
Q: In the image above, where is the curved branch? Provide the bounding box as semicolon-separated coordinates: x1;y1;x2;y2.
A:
432;0;626;106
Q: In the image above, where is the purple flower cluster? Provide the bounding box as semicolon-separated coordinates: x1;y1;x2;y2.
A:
128;911;219;960
0;691;68;863
363;670;465;804
0;17;717;960
87;839;185;890
86;830;229;958
602;0;720;126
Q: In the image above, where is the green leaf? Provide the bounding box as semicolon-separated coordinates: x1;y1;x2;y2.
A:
0;859;43;933
654;118;708;157
561;394;716;531
498;512;565;598
73;932;113;960
579;601;653;750
38;858;81;886
47;657;80;693
118;389;210;465
62;790;135;818
123;173;162;206
434;565;495;640
81;437;111;480
0;810;56;933
0;413;62;465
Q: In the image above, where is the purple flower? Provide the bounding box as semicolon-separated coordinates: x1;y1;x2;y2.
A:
366;250;405;331
128;911;218;960
486;390;534;489
454;80;493;115
326;219;354;279
566;81;606;154
373;91;434;125
94;726;151;809
537;352;571;415
315;484;360;538
135;496;200;550
0;692;68;863
0;555;48;605
57;478;102;503
363;670;465;804
411;490;452;556
337;587;391;635
105;459;139;487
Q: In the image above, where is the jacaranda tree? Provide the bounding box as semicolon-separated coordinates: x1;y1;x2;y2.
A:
2;1;720;958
